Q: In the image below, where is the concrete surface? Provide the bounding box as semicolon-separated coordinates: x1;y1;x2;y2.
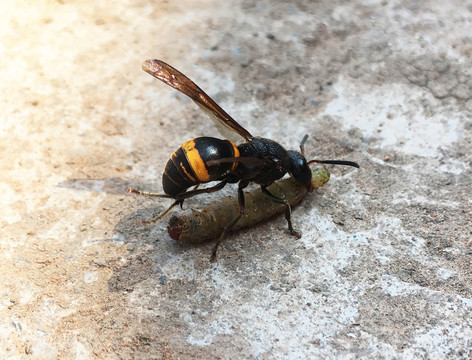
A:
1;0;471;359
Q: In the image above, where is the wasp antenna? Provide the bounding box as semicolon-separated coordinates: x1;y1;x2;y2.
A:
299;134;309;156
308;159;360;168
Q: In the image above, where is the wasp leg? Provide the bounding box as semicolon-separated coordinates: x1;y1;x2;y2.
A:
127;187;172;197
174;179;228;201
128;187;179;224
133;180;228;225
210;180;249;262
261;186;302;239
138;200;181;225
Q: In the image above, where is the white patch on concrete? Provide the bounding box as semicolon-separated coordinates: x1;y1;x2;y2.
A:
0;183;21;223
324;77;463;157
438;158;469;175
83;271;98;284
401;324;472;359
192;67;235;95
301;214;424;268
186;317;234;346
111;233;126;246
74;340;90;359
436;267;456;280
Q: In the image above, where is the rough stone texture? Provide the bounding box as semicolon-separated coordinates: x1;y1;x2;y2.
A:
1;0;471;359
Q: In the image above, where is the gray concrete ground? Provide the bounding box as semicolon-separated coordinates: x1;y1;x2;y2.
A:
1;0;471;359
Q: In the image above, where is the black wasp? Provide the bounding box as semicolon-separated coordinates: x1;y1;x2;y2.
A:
128;59;359;261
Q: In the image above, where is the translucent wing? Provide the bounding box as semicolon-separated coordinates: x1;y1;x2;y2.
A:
143;59;253;143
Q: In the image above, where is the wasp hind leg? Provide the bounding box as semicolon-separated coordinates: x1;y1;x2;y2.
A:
210;180;249;262
136;200;181;225
130;180;228;225
174;180;228;201
127;187;179;224
127;187;172;197
261;186;302;239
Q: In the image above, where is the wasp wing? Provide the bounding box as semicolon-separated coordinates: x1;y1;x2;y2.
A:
143;59;253;143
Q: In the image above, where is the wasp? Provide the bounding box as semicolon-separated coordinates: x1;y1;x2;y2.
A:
128;59;359;261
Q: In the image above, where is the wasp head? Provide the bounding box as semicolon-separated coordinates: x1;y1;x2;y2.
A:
287;150;313;191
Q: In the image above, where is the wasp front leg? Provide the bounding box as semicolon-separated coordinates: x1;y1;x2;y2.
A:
261;186;302;239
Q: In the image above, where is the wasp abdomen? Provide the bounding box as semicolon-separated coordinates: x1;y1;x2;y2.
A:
162;137;239;196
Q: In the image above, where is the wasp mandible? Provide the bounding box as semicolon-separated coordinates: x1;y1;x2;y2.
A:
128;59;359;261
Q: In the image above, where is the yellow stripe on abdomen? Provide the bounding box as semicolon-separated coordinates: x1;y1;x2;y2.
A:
228;140;239;172
181;139;210;182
